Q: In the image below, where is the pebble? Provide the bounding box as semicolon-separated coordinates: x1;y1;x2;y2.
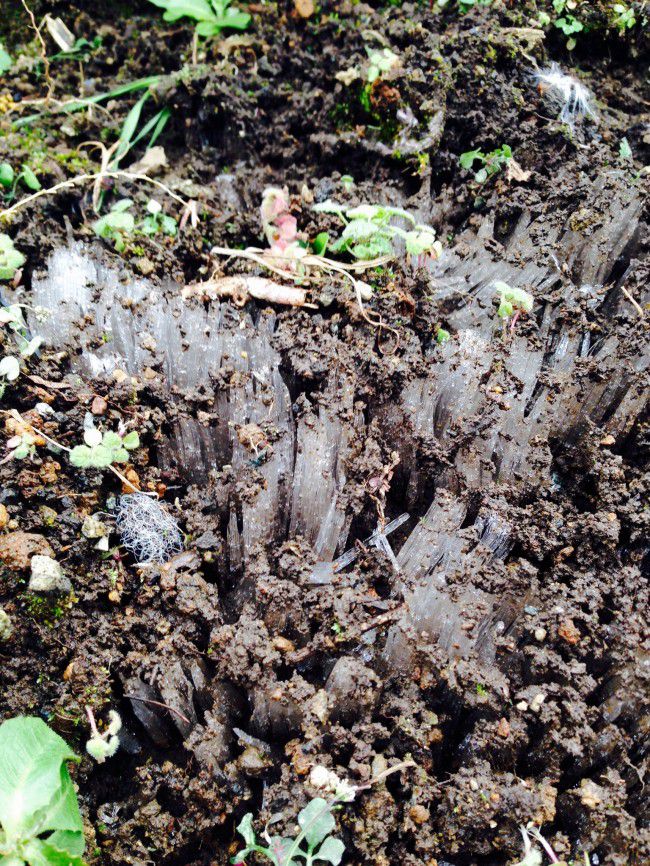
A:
29;555;72;593
534;627;547;642
0;531;54;570
409;805;430;825
0;609;13;641
558;618;580;645
91;396;108;415
530;693;546;713
0;504;8;529
496;718;511;738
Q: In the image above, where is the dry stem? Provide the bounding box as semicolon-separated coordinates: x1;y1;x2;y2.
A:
21;1;54;103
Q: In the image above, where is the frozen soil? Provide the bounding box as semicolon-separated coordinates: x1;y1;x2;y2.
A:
0;2;649;865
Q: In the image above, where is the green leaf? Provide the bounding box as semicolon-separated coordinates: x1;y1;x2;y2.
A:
312;232;329;256
101;431;122;450
236;814;255;848
0;163;14;187
112;198;133;213
110;447;129;464
315;836;345;865
619;137;632;160
297;798;335;850
151;0;216;23
0;717;82;843
89;444;115;468
20;166;41;191
22;837;85;866
0;45;12;74
122;431;140;450
69;445;92;468
459;149;483;170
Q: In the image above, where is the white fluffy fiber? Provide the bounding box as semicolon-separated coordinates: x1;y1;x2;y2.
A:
535;63;596;127
116;493;184;564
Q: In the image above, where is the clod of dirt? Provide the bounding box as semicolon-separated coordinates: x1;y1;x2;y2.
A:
0;531;54;570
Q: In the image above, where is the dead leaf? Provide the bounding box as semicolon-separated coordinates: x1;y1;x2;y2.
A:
129;146;168;176
506;158;532;183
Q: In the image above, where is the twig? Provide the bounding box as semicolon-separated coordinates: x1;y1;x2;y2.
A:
124;694;191;726
621;286;645;318
0;169;189;222
21;1;54;103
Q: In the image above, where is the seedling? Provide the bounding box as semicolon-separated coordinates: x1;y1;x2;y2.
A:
260;186;306;272
494;280;534;331
366;48;399;84
0;304;42;399
459;145;512;183
85;707;121;763
553;0;584;50
92;199;135;251
233;795;347;865
0;233;26;281
0;45;11;74
0;163;41;201
69;425;140;469
0;716;86;865
312;201;442;266
612;3;637;33
534;64;595;128
139;198;177;237
147;0;251;39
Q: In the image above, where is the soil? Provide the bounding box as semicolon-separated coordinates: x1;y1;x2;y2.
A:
0;2;649;865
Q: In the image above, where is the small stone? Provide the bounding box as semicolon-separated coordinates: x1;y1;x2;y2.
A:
496;718;511;738
238;745;272;776
91;396;108;415
121;469;140;493
113;369;128;383
0;609;13;641
599;434;615;446
272;636;296;653
108;590;121;603
516;701;529;711
136;257;155;276
530;693;546;713
63;661;75;680
29;555;72;593
558;618;580;645
534;627;547;642
294;0;314;17
39;506;58;527
0;531;54;570
409;805;430;825
143;367;157;380
469;778;479;791
82;516;107;539
0;504;8;529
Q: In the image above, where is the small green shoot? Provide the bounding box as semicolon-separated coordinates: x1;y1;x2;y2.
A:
619;138;632;161
459;145;512;184
140;199;177;237
313;201;442;265
70;427;140;469
366;48;400;84
147;0;251;39
93;199;135;251
0;163;41;202
0;45;11;74
233;797;346;865
612;3;636;34
0;234;26;281
494;280;534;332
0;716;86;865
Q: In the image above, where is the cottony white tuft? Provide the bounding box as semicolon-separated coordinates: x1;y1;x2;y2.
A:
534;63;596;127
116;493;184;564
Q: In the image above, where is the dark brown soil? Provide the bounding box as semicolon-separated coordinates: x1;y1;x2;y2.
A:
0;2;649;865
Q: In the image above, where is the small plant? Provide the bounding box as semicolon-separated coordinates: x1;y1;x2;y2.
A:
148;0;250;39
0;305;42;399
0;233;26;281
85;707;121;763
260;186;306;272
233;795;347;865
139;199;177;237
313;201;442;266
0;717;86;865
366;48;400;84
459;145;512;183
611;3;636;33
553;0;584;49
534;64;595;128
70;425;140;469
494;280;534;331
0;163;41;201
92;199;135;251
115;492;184;564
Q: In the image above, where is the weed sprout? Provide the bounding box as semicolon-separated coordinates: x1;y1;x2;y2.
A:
534;64;595;128
495;281;534;332
86;707;121;763
116;492;184;564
